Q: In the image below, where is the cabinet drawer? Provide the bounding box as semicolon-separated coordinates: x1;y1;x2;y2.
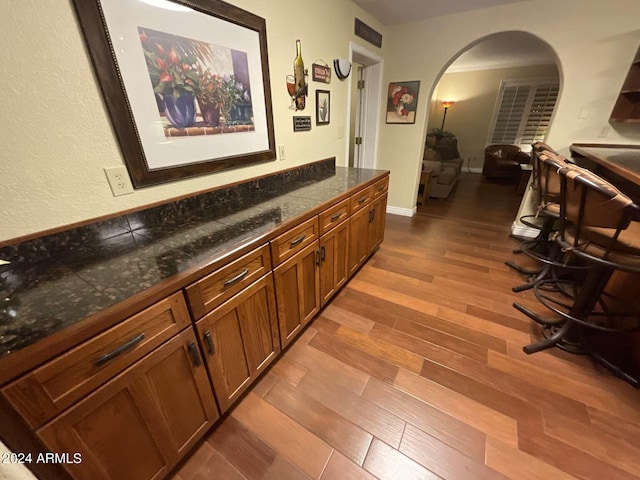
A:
319;198;349;235
185;244;271;319
372;176;389;199
270;216;319;267
2;292;191;429
350;186;373;214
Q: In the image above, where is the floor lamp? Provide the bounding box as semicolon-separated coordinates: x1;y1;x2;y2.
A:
441;101;454;130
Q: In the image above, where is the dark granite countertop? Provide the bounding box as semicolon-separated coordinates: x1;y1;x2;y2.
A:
0;165;387;365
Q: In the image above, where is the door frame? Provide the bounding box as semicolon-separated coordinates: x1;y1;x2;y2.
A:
346;41;384;169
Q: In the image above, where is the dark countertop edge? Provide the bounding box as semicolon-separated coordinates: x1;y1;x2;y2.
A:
0;169;389;386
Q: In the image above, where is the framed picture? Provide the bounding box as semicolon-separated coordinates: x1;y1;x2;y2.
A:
316;90;330;125
72;0;276;187
386;81;420;124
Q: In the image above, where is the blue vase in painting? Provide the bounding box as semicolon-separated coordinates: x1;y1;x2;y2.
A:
163;91;196;129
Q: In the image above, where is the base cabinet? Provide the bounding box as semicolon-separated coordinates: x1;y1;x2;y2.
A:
348;192;387;276
273;241;320;348
195;274;280;413
319;220;349;306
36;328;219;480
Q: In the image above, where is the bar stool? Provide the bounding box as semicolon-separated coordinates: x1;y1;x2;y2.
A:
506;147;568;292
514;164;640;385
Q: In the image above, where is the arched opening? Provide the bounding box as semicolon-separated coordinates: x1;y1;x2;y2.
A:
417;31;562;207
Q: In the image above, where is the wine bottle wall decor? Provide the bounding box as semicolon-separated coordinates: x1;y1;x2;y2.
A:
293;39;307;110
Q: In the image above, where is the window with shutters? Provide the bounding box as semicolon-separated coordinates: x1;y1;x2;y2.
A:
487;78;559;150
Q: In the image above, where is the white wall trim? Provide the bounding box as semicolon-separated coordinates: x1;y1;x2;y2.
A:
386;205;416;217
447;60;555;74
511;221;538;238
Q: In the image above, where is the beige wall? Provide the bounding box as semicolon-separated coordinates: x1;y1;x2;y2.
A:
378;0;640;212
0;0;385;242
427;64;559;170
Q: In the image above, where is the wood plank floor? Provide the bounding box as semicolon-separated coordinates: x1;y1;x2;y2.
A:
169;173;640;480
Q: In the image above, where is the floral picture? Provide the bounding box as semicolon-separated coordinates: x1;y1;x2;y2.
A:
139;27;254;135
386;81;420;124
72;0;275;187
316;90;330;125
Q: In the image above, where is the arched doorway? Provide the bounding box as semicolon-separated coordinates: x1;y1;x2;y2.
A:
417;31;562;210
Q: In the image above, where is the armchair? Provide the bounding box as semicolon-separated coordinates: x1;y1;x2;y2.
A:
482;144;530;181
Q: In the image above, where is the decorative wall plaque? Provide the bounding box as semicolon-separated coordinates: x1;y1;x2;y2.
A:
293;116;312;132
355;18;382;48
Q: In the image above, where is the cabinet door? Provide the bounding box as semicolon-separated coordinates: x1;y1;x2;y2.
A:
196;274;280;413
37;328;218;480
273;241;320;348
348;206;370;277
319;220;349;306
369;192;388;253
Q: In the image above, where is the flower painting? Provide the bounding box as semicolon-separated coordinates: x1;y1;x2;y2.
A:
386;81;420;124
139;27;254;136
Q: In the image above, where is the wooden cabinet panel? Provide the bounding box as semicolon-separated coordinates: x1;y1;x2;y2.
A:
37;328;218;480
320;220;349;306
319;198;349;235
349;186;373;214
196;274;280;413
270;216;319;266
348;206;371;277
185;244;271;319
3;292;191;429
369;193;388;253
273;241;320;348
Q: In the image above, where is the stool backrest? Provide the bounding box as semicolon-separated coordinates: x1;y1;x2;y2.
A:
535;150;568;208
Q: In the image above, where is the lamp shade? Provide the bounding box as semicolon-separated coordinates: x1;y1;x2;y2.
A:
333;59;352;80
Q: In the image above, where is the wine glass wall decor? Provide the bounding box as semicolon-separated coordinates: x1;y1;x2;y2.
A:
285;39;308;111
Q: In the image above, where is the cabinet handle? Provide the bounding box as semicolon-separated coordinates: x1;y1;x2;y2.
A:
377;185;385;192
358;196;367;204
330;213;341;222
321;245;326;261
369;209;375;223
290;233;306;247
204;331;215;355
224;269;249;286
94;333;145;367
188;342;202;367
316;250;321;265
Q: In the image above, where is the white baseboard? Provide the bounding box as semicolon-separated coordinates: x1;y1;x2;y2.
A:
468;167;483;174
386;205;416;217
511;221;538;238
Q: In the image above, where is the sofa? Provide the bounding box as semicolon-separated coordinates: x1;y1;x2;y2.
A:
421;144;463;200
482;144;531;181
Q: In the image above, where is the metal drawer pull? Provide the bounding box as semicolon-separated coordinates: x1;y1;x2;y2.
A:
321;245;326;261
290;234;306;247
204;331;215;355
330;213;341;222
189;342;202;367
316;250;321;265
358;196;367;204
377;186;384;192
94;333;145;367
224;269;249;286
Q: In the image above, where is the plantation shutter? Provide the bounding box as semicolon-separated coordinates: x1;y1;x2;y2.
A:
488;78;559;149
490;85;530;144
520;84;559;145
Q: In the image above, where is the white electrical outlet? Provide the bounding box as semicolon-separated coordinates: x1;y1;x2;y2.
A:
278;145;286;160
104;166;134;196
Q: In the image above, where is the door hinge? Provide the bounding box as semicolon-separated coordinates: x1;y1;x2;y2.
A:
357;80;365;89
355;137;362;145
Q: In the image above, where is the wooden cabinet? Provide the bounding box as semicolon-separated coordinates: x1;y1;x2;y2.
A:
36;328;218;480
2;292;191;429
348;190;388;277
611;45;640;122
195;274;280;413
319;219;349;306
273;241;320;348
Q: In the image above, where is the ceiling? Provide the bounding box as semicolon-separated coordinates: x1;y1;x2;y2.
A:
351;1;556;71
351;0;531;25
